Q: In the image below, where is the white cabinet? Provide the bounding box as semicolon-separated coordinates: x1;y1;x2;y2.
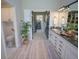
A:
49;30;78;59
49;30;66;59
56;38;66;59
64;42;78;59
49;30;58;48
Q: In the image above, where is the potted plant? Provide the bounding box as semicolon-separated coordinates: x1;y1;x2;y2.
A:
21;20;30;44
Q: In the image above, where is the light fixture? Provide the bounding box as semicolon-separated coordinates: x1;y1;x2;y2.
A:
58;6;69;11
58;7;65;11
58;0;78;11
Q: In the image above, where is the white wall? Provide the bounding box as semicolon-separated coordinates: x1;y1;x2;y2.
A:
50;11;59;27
24;10;32;22
24;10;32;40
11;8;22;48
1;24;7;59
49;11;54;27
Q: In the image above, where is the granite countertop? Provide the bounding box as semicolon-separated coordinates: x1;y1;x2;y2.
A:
50;28;78;47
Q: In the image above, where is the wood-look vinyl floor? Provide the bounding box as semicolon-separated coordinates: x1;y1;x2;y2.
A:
8;32;60;59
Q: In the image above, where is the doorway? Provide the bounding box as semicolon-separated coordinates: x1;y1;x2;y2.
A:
32;11;50;39
36;15;43;32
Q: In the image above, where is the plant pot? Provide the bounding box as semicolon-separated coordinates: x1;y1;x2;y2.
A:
23;40;29;44
23;38;29;45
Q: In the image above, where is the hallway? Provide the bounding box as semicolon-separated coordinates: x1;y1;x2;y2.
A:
1;0;78;59
8;32;60;59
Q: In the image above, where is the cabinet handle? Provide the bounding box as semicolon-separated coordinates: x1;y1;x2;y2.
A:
58;51;61;56
59;41;63;44
55;40;57;41
59;44;63;48
58;48;62;52
55;36;57;38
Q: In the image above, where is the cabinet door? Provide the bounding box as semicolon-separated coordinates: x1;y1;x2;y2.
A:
65;43;78;59
64;44;71;59
50;34;57;47
56;36;66;59
49;31;58;49
69;45;78;59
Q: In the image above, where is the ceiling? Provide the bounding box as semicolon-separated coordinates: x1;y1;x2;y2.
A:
1;0;12;8
1;0;77;10
22;0;77;10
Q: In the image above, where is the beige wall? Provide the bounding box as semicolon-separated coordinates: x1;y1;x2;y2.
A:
1;8;12;21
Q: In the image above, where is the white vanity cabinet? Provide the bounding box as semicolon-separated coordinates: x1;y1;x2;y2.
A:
64;42;78;59
56;36;66;59
49;30;66;59
49;30;78;59
49;30;58;48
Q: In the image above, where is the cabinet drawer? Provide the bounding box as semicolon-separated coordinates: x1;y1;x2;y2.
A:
57;51;62;57
58;43;64;49
57;47;65;59
58;40;64;47
57;50;63;59
49;33;53;38
57;42;65;53
59;40;64;44
70;45;78;58
57;48;62;53
52;39;57;48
